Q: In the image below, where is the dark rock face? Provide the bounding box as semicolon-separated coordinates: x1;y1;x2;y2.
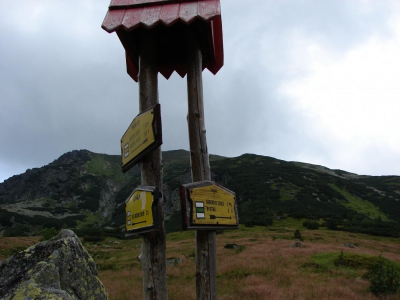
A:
0;229;108;299
0;150;91;205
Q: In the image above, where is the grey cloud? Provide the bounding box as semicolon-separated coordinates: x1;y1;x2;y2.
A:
1;0;399;182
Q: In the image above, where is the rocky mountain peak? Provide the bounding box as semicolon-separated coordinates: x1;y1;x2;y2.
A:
51;149;91;166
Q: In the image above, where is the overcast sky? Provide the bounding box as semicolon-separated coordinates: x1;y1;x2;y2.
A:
1;0;400;183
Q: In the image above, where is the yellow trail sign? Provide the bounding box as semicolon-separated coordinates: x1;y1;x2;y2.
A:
121;104;162;173
180;181;239;230
125;186;158;235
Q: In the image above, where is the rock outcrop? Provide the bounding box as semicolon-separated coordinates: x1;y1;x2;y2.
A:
0;229;107;299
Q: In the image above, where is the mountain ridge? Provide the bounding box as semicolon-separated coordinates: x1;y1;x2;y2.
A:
0;149;399;237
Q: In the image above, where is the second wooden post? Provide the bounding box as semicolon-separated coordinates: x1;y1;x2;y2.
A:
186;27;217;300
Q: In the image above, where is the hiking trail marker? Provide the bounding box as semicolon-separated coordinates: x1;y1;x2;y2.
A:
121;104;162;173
102;0;227;298
180;181;238;230
125;186;159;235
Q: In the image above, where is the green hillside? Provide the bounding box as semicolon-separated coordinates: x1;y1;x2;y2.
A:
0;150;399;238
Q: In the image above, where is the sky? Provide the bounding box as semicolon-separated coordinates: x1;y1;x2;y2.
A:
1;0;400;183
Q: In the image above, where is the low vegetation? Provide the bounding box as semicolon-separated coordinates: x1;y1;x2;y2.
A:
364;255;400;295
1;150;400;298
1;217;398;299
1;150;400;240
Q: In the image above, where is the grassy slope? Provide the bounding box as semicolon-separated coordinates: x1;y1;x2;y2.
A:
329;184;389;221
209;154;400;228
3;218;398;299
100;220;400;299
86;152;131;183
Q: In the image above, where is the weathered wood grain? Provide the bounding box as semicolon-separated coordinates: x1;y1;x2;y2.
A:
138;31;168;300
186;25;216;300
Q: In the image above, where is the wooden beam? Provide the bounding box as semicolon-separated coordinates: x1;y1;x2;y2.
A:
138;31;168;300
186;25;216;300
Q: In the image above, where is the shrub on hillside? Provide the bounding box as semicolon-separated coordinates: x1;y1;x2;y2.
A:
3;224;35;237
0;217;12;227
364;255;400;295
0;208;14;227
76;226;105;242
325;219;338;230
103;227;125;239
84;235;105;242
333;251;376;269
40;227;58;241
77;198;99;212
165;211;183;233
293;229;303;241
302;220;320;230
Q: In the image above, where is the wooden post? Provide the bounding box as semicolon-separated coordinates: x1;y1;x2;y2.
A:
186;26;217;300
138;32;168;300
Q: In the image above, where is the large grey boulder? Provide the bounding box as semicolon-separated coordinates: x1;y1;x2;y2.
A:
0;229;108;299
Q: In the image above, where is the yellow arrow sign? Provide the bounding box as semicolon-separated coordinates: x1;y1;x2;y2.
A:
180;181;239;230
125;187;158;234
121;104;162;173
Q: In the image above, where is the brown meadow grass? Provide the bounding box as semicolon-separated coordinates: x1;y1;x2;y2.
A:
98;223;400;300
1;219;399;299
0;236;40;261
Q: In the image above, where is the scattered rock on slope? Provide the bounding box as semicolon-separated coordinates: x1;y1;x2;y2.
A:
0;229;107;299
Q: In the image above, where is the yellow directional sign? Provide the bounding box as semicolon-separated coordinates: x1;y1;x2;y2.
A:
125;187;158;235
180;181;239;230
121;104;162;173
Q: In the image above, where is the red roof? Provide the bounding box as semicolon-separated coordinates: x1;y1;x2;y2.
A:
102;0;223;81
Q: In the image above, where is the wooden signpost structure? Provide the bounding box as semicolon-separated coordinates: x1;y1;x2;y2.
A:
102;1;227;299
